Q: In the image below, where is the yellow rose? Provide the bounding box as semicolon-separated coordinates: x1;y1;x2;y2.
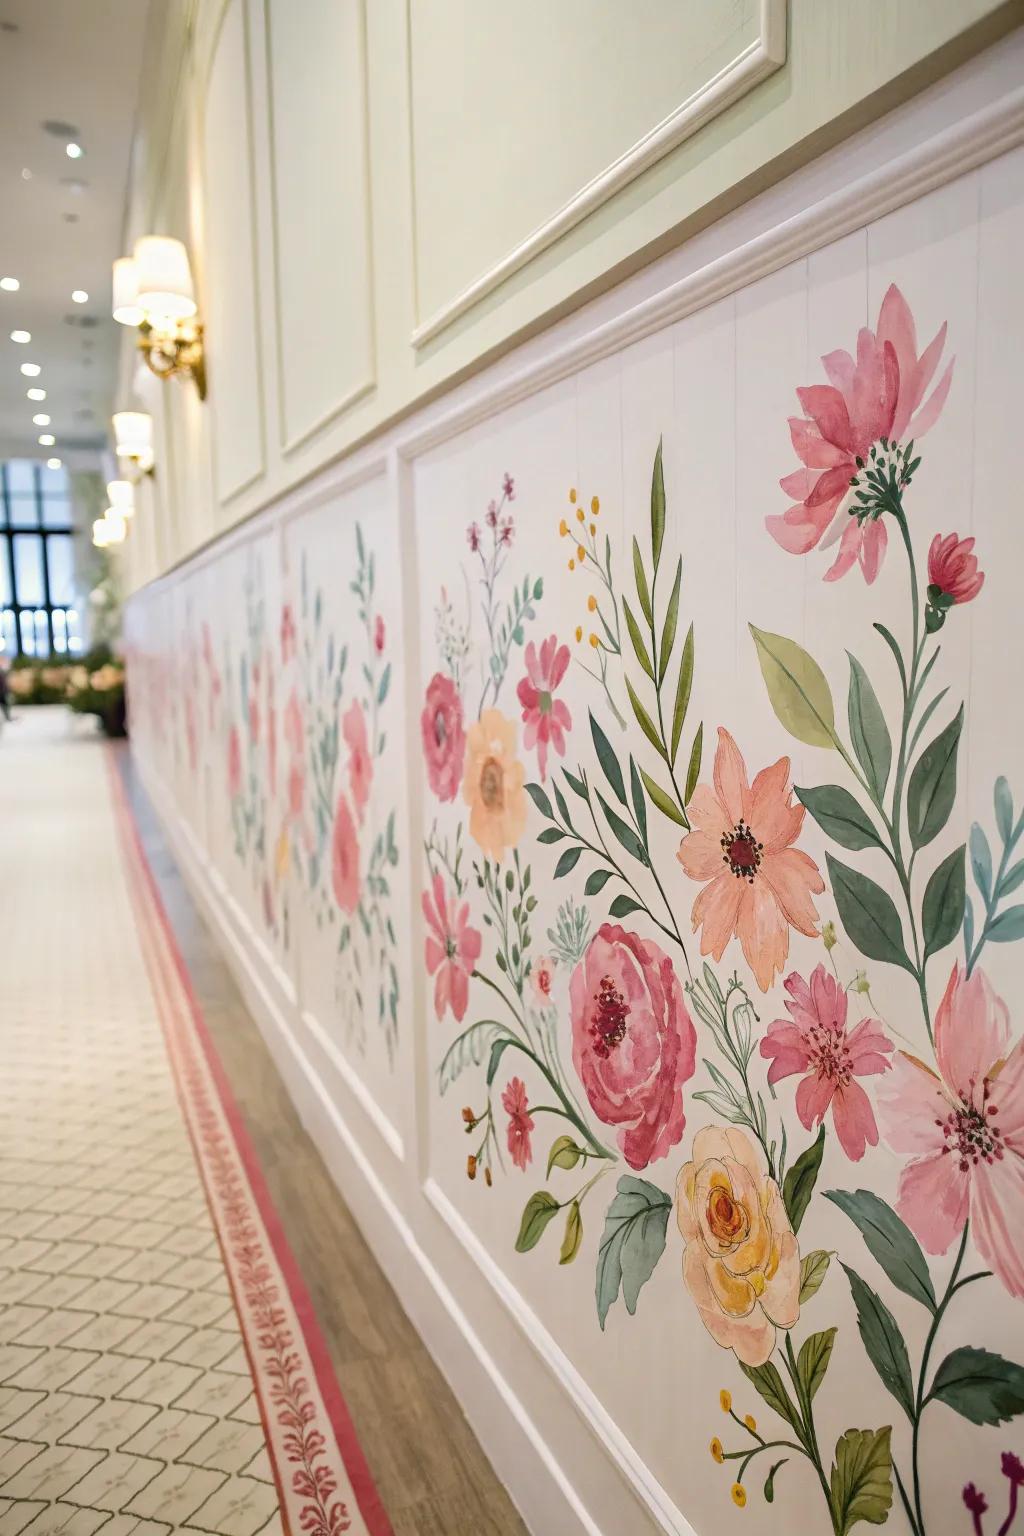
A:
676;1126;800;1367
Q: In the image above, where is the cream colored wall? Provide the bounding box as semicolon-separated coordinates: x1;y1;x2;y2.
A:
120;0;1021;594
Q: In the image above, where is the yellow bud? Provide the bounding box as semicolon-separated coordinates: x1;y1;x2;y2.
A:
854;970;871;994
568;559;575;571
559;518;568;537
569;487;577;503
822;919;837;951
589;522;596;535
731;1483;746;1509
575;626;583;643
589;633;599;649
591;495;600;514
587;595;597;612
719;1389;732;1414
744;1414;756;1433
577;545;586;561
576;507;585;523
710;1438;724;1464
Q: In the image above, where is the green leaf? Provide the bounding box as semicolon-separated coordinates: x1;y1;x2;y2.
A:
515;1191;560;1253
764;1460;787;1504
1000;860;1024;897
798;1328;837;1403
559;1201;583;1265
625;677;666;761
989;904;1024;943
782;1127;824;1234
553;847;582;879
922;844;966;962
486;1038;511;1087
995;776;1014;843
564;768;588;801
800;1249;831;1303
750;625;836;750
629;758;647;847
609;894;643;919
739;1361;805;1441
826;854;915;975
670;623;694;765
632;536;653;626
658;558;681;683
825;1189;935;1310
595;1175;671;1329
841;1264;915;1418
797;784;885;852
590;712;627;805
547;1136;582;1177
537;827;565;844
907;705;964;850
830;1426;893;1535
650;438;665;574
873;622;907;698
525;782;553;820
684;723;703;804
847;655;892;802
970;823;993;902
622;599;655;682
584;868;612;896
929;1346;1024;1425
597;791;648;865
552;779;573;829
640;767;686;826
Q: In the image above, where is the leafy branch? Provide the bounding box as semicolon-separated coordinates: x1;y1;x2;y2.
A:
964;775;1024;973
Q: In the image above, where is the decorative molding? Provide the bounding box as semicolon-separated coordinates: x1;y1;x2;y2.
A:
408;0;788;349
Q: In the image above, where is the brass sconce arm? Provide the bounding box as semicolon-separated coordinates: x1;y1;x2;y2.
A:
138;320;207;400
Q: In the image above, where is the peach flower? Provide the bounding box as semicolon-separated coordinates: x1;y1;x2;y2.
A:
677;727;824;992
462;709;527;861
676;1126;800;1367
343;699;372;821
331;793;360;914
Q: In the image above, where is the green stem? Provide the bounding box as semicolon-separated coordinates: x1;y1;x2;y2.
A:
783;1333;840;1536
499;1036;613;1160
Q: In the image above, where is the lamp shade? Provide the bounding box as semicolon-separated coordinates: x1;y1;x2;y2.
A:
111;257;144;326
106;480;135;513
92;517;110;548
133;236;196;322
103;512;127;545
112;410;153;462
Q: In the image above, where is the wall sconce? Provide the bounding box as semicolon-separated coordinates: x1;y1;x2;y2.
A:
112;411;155;476
106;479;135;517
93;511;126;548
112;236;206;399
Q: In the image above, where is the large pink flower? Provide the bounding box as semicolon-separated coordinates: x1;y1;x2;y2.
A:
227;725;242;799
422;870;482;1023
879;964;1024;1298
421;672;466;803
343;699;372;821
569;923;696;1170
516;634;572;781
761;965;893;1161
677;728;824;992
502;1077;534;1171
768;284;954;583
331;793;360;914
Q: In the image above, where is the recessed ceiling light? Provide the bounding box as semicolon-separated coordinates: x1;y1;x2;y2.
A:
0;277;19;292
20;362;40;376
38;433;55;446
20;168;31;181
71;290;88;304
32;413;50;426
10;330;30;344
26;387;45;400
65;142;83;159
46;458;61;469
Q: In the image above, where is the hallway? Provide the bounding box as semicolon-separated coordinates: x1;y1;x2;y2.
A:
0;710;524;1536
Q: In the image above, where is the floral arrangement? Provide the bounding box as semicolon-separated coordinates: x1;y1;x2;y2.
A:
419;288;1024;1535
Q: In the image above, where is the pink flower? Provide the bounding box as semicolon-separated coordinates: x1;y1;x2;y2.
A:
284;690;305;819
927;534;982;605
760;965;893;1161
466;522;481;553
422;870;482;1023
421;672;466;802
531;954;557;1006
280;602;296;663
516;635;572;780
502;472;515;502
330;793;360;914
248;694;260;745
343;699;372;821
768;284;954;583
879;964;1024;1298
499;517;514;547
677;728;824;992
485;500;498;529
570;924;696;1170
374;615;386;654
502;1077;534;1170
227;725;242;798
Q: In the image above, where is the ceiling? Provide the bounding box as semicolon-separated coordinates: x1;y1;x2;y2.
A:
0;0;150;468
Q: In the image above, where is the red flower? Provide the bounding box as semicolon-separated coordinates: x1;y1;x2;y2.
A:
342;699;372;821
227;725;242;798
516;634;572;780
373;615;386;654
570;924;696;1170
331;794;360;914
280;602;296;663
422;870;481;1022
466;523;482;552
421;672;466;802
760;965;892;1161
926;532;984;631
502;1077;534;1170
768;284;953;584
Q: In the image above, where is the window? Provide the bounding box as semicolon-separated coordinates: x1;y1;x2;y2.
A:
0;460;78;656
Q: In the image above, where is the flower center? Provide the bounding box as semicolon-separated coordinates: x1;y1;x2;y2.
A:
480;756;505;810
445;934;458;961
939;1078;1004;1173
722;820;762;882
808;1021;853;1086
433;708;447;747
706;1188;746;1244
537;689;552;716
590;975;629;1057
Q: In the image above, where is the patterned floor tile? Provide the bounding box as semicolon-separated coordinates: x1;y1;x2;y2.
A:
182;1474;278;1536
123;1465;225;1527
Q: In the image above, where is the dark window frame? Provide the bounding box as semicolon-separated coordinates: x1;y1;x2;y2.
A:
0;462;76;656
